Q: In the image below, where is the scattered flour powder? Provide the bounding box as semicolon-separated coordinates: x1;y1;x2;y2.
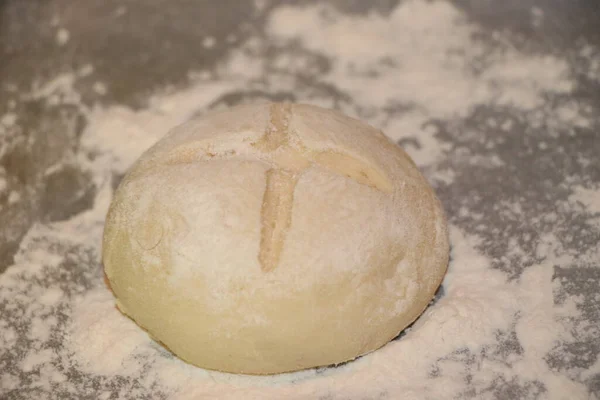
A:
1;1;599;399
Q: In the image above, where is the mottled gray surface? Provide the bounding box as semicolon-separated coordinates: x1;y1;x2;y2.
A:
1;0;599;399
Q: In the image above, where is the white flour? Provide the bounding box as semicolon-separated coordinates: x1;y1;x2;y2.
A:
1;1;599;399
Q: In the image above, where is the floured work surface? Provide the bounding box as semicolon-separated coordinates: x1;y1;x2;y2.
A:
1;1;599;399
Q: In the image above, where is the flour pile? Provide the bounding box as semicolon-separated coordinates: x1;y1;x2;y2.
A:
1;1;599;399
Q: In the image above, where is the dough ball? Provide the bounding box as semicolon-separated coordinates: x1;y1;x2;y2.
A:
102;103;449;375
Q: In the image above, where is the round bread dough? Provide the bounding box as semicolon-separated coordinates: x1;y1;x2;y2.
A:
102;103;449;375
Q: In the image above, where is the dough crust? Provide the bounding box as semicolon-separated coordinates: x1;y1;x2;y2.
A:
102;103;449;374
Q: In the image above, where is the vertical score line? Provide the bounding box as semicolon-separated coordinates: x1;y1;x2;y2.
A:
257;103;297;272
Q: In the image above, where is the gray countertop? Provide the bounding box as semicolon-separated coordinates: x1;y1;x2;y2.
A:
1;1;599;399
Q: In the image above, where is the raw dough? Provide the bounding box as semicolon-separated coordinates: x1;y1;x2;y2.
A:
102;103;449;375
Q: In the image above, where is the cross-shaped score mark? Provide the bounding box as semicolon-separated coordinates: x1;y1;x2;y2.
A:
161;103;393;272
253;103;392;272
